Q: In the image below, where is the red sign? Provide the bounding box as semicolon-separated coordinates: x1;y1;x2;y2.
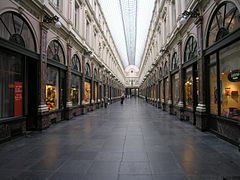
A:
14;81;22;116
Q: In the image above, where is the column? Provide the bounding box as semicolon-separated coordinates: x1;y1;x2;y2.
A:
66;44;72;108
38;23;48;113
177;40;184;108
81;53;86;105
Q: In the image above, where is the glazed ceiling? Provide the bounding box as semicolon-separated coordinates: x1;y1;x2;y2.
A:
98;0;155;68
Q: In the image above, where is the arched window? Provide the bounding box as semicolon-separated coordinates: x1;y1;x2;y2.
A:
171;52;178;70
207;2;240;47
47;40;65;64
72;54;81;72
164;62;168;76
0;11;36;52
94;68;98;79
184;36;197;62
159;67;162;78
85;63;91;77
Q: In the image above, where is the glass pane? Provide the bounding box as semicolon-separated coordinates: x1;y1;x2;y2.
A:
71;74;80;106
172;73;179;105
46;67;59;110
220;41;240;121
84;81;91;104
185;67;193;109
0;50;23;118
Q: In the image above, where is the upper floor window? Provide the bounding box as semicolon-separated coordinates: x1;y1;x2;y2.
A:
72;54;81;72
51;0;62;12
184;36;197;62
74;1;80;31
47;40;65;64
94;68;98;80
207;2;240;47
86;18;90;43
0;11;36;52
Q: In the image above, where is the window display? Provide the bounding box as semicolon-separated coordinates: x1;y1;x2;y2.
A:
84;81;91;104
71;75;80;106
172;73;179;105
0;50;23;118
220;42;240;121
185;67;193;109
46;67;58;110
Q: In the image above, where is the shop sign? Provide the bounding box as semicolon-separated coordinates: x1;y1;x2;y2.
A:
14;81;22;116
228;70;240;82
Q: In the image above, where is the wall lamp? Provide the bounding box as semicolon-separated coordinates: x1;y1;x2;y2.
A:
43;15;61;28
179;9;200;25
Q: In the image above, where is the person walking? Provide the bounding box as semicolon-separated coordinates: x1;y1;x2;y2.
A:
120;92;125;105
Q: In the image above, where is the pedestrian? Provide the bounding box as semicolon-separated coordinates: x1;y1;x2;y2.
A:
104;96;108;108
121;92;125;104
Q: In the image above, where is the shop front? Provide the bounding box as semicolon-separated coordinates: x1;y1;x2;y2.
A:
0;11;39;139
46;40;67;123
171;52;180;115
70;54;82;116
163;62;169;111
83;62;91;113
182;36;199;124
205;1;240;144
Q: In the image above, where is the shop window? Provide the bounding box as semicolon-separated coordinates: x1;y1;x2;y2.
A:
184;36;197;62
0;50;23;118
172;73;179;105
171;52;178;70
72;54;81;72
185;67;193;109
220;42;240;120
84;81;91;104
207;2;240;47
95;82;98;101
46;67;59;110
164;78;168;102
71;74;80;106
47;40;65;64
0;11;36;52
85;63;91;77
209;54;218;115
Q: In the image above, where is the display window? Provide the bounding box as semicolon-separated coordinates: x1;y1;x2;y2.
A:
0;50;23;118
184;67;193;109
46;67;59;110
209;41;240;121
71;75;80;106
84;81;91;104
172;73;179;105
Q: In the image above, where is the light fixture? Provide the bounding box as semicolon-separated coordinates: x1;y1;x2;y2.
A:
179;9;200;25
43;15;62;28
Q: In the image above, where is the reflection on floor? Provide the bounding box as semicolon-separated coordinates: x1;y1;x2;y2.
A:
0;98;240;180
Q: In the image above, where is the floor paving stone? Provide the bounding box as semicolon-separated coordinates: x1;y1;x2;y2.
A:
0;98;239;179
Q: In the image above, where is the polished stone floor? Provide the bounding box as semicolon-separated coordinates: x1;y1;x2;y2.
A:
0;98;240;180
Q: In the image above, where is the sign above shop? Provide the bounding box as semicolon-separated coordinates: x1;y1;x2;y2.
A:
228;70;240;82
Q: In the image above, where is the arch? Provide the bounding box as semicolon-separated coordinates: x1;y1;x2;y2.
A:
207;1;240;47
184;36;197;62
47;40;65;64
0;11;36;52
72;54;81;72
164;62;168;76
171;52;178;70
94;68;98;79
159;67;163;78
85;63;91;77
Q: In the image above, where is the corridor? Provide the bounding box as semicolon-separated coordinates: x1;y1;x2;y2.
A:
0;98;240;180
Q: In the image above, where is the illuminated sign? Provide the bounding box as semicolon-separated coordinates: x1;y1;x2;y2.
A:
228;70;240;82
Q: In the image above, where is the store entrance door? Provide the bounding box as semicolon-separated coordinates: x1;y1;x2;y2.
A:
26;58;38;130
